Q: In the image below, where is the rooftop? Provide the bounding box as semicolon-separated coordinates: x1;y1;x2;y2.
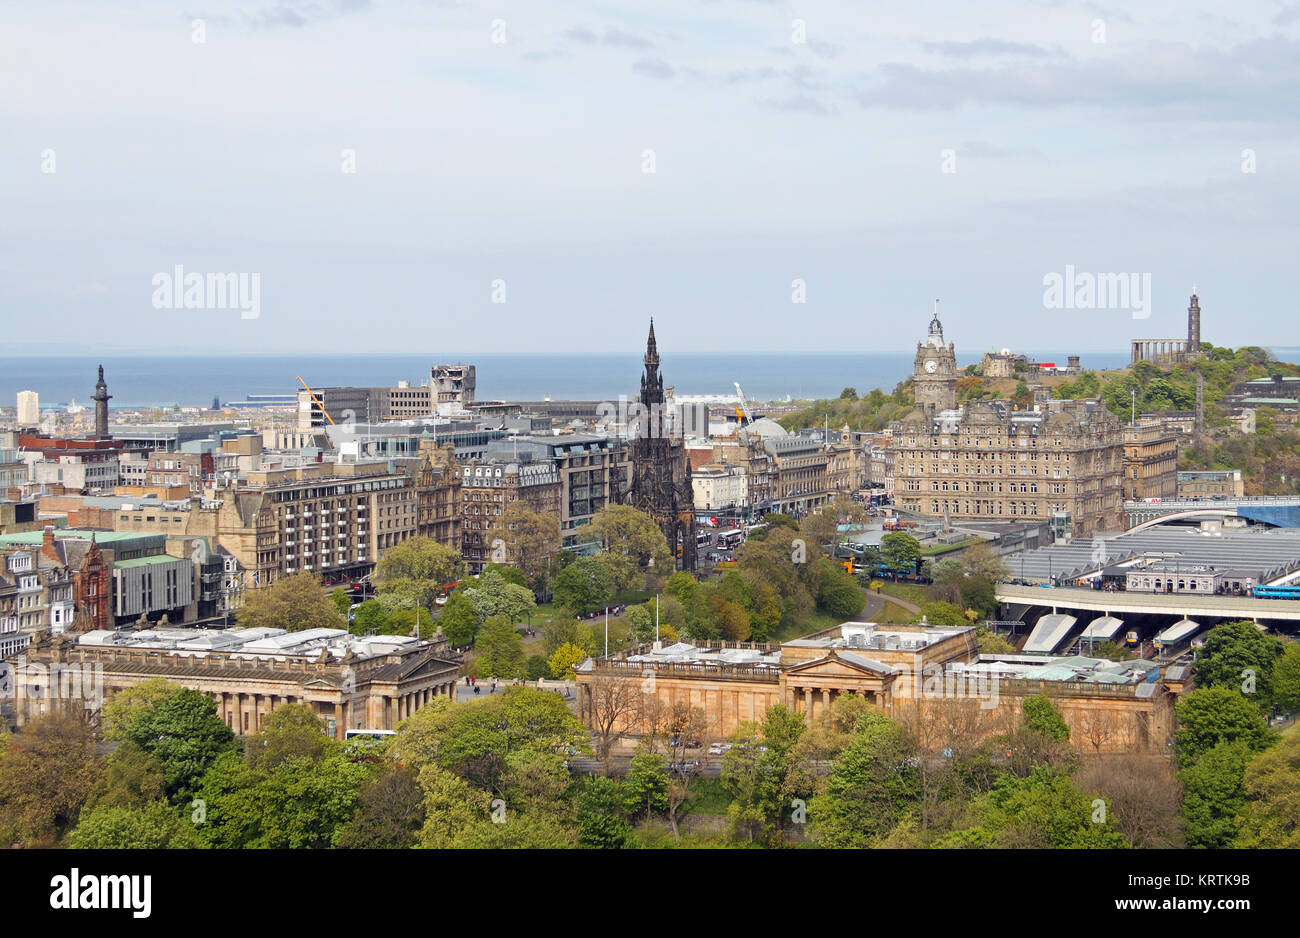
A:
76;626;426;662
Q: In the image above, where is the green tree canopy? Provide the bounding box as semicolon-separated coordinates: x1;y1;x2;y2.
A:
589;504;672;593
237;572;347;633
1173;686;1275;768
126;688;238;803
552;556;615;616
374;537;466;612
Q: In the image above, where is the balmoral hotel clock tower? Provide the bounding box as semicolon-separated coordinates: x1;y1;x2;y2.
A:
913;302;958;412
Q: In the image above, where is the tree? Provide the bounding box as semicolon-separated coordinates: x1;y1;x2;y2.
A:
622;750;669;821
373;537;466;615
625;604;656;643
708;594;751;641
436;588;479;647
416;764;491;849
83;741;168;813
552;556;615;616
334;766;425;849
126;687;238;803
100;677;180;742
1180;742;1252;848
1194;621;1285;709
589;505;672;593
237;572;347;633
474;615;526;679
501;749;574;823
1173;686;1275;768
1273;642;1300;713
579;775;637;848
816;560;865;619
412;687;587;794
245;703;332;770
348;600;389;636
911;600;968;627
808;710;921;847
1234;729;1300;848
463;568;536;625
881;532;922;575
937;766;1128;848
540;616;598;658
0;712;101;846
500;503;562;591
1076;755;1184;848
194;750;372;849
330;587;352;616
663;704;713;840
586;674;649;767
959;542;1009;582
1021;695;1070;742
70;802;200;850
548;642;588;681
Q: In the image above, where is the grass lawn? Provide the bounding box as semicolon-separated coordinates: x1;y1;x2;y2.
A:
873;599;917;625
679;777;731;816
879;582;929;606
920;537;982;556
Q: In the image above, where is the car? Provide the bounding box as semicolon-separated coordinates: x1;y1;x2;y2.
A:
708;742;732;755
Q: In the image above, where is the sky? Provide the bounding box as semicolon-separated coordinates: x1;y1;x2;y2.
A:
2;0;1298;356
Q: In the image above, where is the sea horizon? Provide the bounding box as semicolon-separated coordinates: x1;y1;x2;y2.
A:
1;349;1144;410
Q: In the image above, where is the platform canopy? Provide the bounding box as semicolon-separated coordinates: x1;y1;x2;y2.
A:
1024;614;1079;654
1080;615;1125;640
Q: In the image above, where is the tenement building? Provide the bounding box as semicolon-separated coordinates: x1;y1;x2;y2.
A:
10;625;462;739
1121;422;1178;501
575;621;1184;754
895;400;1125;537
460;455;562;572
625;322;697;570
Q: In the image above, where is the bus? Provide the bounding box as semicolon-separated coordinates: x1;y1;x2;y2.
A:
1253;584;1300;599
718;529;744;549
344;729;397;740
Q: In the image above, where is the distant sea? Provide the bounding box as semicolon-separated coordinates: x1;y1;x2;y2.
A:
0;351;1138;410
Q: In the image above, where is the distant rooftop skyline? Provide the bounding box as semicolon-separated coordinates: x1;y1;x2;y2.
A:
2;1;1297;354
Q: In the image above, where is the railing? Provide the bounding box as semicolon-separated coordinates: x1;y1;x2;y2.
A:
591;658;781;683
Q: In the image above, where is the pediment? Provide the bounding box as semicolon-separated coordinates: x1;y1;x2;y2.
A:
784;650;897;678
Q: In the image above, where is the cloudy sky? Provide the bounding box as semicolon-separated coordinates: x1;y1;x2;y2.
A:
2;0;1297;355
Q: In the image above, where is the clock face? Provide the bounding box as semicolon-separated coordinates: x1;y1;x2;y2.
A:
925;359;938;374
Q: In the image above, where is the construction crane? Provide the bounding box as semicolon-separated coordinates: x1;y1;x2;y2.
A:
733;382;756;427
296;376;335;425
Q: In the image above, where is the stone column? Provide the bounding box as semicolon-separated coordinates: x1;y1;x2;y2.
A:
334;701;345;740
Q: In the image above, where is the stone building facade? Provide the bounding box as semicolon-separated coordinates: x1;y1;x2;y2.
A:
413;438;462;551
575;623;1183;754
895;400;1125;537
1121;422;1179;501
10;626;462;739
460;456;562;572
